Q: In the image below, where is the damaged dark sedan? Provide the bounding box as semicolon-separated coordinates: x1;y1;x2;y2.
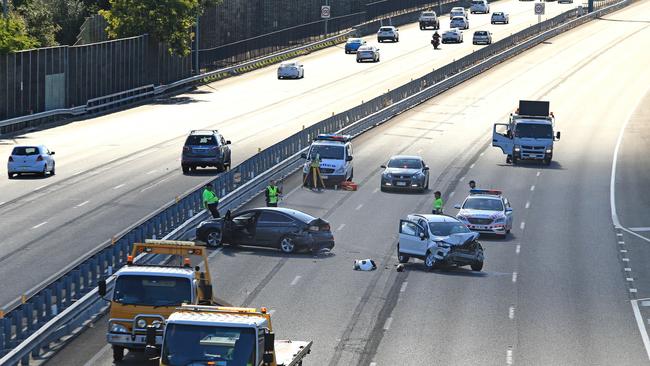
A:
196;207;335;254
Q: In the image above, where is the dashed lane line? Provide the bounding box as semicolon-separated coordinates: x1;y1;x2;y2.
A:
383;317;393;331
336;224;346;231
512;272;518;283
356;204;363;210
400;282;408;293
290;276;301;286
509;306;515;320
520;222;526;230
530;185;535;191
75;200;89;208
515;244;521;254
525;201;530;209
113;184;125;190
32;221;47;229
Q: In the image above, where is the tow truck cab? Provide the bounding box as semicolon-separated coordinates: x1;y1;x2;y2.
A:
149;305;312;366
492;100;561;165
98;240;216;362
301;134;353;186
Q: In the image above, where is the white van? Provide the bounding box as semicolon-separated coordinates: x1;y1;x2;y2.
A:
470;0;490;13
302;134;353;186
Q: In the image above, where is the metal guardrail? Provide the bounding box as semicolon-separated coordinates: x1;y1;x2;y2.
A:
0;1;632;364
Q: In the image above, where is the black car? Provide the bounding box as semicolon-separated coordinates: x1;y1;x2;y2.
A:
181;130;232;173
196;208;335;253
380;155;430;192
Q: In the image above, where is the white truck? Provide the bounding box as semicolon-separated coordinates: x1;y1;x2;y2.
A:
418;11;440;29
492;100;561;165
145;304;312;366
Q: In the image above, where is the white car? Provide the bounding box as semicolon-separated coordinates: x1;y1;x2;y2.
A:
454;189;514;238
377;26;399;42
442;28;463;43
450;16;469;30
356;45;380;62
277;61;304;79
473;30;492;45
450;6;469;20
491;11;510;24
470;0;490;13
7;145;56;178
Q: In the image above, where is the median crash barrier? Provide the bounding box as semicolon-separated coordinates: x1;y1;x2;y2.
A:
0;1;633;363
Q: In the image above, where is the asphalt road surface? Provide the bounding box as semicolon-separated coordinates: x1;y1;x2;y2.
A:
0;0;575;308
47;1;650;365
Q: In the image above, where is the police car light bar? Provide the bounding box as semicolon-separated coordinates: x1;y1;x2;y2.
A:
315;134;351;142
469;189;502;196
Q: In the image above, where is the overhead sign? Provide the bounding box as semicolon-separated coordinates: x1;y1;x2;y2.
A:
534;2;545;15
321;5;331;19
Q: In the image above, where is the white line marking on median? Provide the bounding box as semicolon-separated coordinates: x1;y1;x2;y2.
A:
515;245;521;254
141;177;170;192
623;258;630;262
113;184;125;190
627;278;634;282
32;221;47;229
520;222;525;230
83;344;112;366
336;224;346;231
509;306;515;319
34;184;46;191
632;299;650;361
75;200;89;208
290;276;301;286
400;282;408;293
536;171;541;177
630;227;650;232
355;204;363;210
525;201;530;209
449;191;455;198
470;163;475;169
625;268;632;272
506;348;513;365
512;272;518;283
146;169;158;175
383;317;393;330
530;185;535;191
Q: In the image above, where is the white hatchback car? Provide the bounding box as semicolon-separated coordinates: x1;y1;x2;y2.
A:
450;6;470;19
442;28;464;43
277;61;304;79
470;0;490;13
7;145;56;178
377;26;399;42
450;16;469;29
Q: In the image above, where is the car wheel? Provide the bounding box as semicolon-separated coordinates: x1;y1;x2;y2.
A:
380;186;386;192
50;163;55;175
280;236;296;254
348;169;353;181
356;59;361;63
7;172;13;179
345;50;349;54
397;246;410;263
424;250;436;271
277;76;281;79
206;230;222;247
217;162;226;172
41;165;48;177
471;261;484;271
113;346;124;362
512;155;518;165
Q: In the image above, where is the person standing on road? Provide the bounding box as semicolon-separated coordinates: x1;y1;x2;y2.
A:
202;183;220;218
265;180;282;207
432;191;444;214
469;180;476;190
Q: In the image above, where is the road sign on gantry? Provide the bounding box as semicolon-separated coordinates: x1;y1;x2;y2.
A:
321;5;331;18
534;2;545;15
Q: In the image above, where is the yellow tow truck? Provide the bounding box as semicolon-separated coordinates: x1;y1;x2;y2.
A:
144;304;312;366
98;239;222;362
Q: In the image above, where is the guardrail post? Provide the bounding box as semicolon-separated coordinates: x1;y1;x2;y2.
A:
12;310;22;345
72;270;81;300
64;277;72;308
24;303;34;333
34;294;45;327
88;258;97;289
54;282;63;317
1;318;9;353
43;289;53;320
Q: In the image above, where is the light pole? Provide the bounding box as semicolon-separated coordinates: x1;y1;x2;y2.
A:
195;14;200;75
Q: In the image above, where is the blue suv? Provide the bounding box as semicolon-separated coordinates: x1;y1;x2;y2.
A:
181;130;232;173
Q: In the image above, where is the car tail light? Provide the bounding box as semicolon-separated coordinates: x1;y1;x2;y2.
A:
308;225;320;232
183;146;190;153
36;155;43;161
320;224;331;231
8;156;13;162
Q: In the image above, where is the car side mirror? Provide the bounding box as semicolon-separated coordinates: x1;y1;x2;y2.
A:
555;131;561;140
98;279;107;297
454;204;461;209
50;151;55;155
346;156;353;161
226;140;231;145
506;207;513;212
419;232;426;240
300;153;307;159
380;164;386;169
423;166;429;171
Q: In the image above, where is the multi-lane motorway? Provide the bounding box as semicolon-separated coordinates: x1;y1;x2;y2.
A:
44;0;650;364
0;1;575;308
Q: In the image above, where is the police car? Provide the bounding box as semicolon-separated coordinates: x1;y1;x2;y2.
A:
454;189;513;238
301;134;353;186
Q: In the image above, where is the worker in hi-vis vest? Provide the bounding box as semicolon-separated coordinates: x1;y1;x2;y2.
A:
265;180;282;207
202;183;220;218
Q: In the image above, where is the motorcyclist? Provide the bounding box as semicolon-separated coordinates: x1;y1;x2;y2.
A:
431;31;441;49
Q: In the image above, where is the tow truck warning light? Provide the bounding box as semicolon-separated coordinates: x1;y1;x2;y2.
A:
470;189;502;196
144;239;196;246
315;134;351;142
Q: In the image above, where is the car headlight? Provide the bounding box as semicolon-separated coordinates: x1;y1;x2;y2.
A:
335;166;345;174
514;145;521;152
137;319;148;328
111;323;128;333
546;148;552;154
494;217;505;223
457;215;467;221
383;173;392;179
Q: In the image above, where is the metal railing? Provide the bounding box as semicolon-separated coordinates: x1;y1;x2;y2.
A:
0;0;632;364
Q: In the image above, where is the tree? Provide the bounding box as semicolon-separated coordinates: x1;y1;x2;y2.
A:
51;0;87;45
17;0;61;47
0;13;39;53
101;0;200;56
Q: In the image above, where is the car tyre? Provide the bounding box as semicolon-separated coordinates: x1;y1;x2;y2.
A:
512;155;518;165
424;250;436;271
8;172;13;179
397;246;410;263
217;162;226;172
425;178;429;190
356;59;361;63
471;261;484;271
113;346;124;362
348;169;354;182
380;186;387;192
41;165;48;177
51;163;55;175
206;230;222;247
280;236;296;254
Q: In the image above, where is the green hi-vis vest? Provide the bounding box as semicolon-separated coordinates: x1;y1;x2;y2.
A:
267;186;279;204
434;198;443;210
203;189;219;205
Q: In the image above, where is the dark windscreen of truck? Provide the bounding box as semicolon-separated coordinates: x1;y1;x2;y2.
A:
113;275;192;307
161;324;256;366
515;123;553;139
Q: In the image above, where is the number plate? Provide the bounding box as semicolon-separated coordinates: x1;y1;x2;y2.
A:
396;182;406;186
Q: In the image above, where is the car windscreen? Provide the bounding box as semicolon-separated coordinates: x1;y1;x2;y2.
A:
161;324;255;366
472;0;483;4
308;145;344;160
347;38;362;44
422;12;435;16
379;27;393;31
387;158;422;169
475;31;487;36
429;222;471;236
11;146;39;155
113;275;192;306
462;197;504;211
515;123;553;139
185;135;218;146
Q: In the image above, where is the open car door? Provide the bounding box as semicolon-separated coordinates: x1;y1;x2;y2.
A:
492;123;513;154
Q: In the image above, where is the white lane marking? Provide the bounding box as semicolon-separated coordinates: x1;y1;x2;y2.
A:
633;298;650;361
459;176;465;182
290;276;301;286
515;245;521;254
630;227;650;232
536;171;541;177
480;152;485;156
0;201;5;206
113;184;125;190
141;177;170;193
617;233;623;237
509;306;515;319
355;204;363;210
72;171;82;176
373;188;379;193
417;149;423;153
83;344;112;366
449;191;455;198
631;289;638;293
400;282;408;293
32;221;48;229
530;185;535;191
208;247;223;259
627;278;635;282
512;272;518;283
284;184;303;199
269;309;276;315
146;169;158;175
34;184;46;191
621;249;628;253
625;268;632;272
470;163;475;169
336;224;346;231
383;317;393;330
520;222;526;230
506;348;514;365
525;201;530;209
370;363;377;366
623;258;630;262
618;241;625;244
75;200;90;208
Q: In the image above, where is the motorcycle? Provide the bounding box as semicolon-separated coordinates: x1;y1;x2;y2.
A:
431;37;440;50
